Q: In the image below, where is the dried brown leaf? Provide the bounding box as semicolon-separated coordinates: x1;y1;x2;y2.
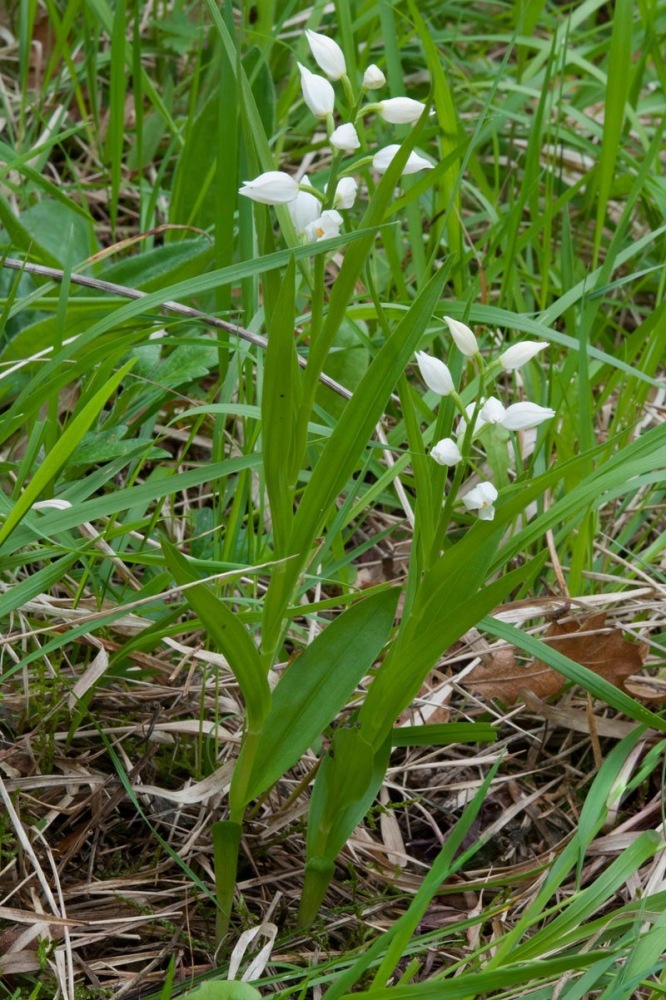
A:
468;613;648;704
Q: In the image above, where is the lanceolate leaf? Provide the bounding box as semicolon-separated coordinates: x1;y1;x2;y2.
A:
242;587;399;805
358;556;534;748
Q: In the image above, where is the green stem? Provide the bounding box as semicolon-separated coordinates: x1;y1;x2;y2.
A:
298;857;335;927
212;819;242;943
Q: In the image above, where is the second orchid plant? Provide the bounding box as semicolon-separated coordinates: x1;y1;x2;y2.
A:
415;316;554;531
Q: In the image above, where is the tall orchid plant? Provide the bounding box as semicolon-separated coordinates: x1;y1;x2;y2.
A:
164;23;562;938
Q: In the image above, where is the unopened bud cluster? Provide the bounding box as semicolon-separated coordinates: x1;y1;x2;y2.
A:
239;28;434;243
414;318;555;521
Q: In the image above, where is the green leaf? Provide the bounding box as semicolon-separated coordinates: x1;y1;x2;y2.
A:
261;257;300;552
161;540;271;732
338;954;607;1000
242;587;400;806
178;981;262;1000
0;359;135;548
101;238;214;292
391;723;497;747
306;731;392;863
170;92;221;231
358;553;534;748
315;320;370;422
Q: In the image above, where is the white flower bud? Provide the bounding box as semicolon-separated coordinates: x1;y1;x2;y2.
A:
372;144;433;175
415;351;454;396
288;175;321;236
332;176;358;209
305;209;343;242
431;438;462;466
363;64;386;90
298;62;335;119
499;341;548;371
479;396;506;425
305;29;347;80
378;97;427;124
462;481;498;521
500;402;555;431
239;170;300;205
330;122;360;153
444;316;478;357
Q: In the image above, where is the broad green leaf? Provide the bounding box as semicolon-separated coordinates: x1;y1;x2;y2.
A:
306;731;392;862
7;197;98;267
315;320;370;422
0;359;135;548
101;238;215;291
358;558;534;748
161;540;271;732
242;587;400;806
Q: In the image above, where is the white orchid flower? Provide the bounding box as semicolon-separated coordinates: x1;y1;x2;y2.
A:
377;97;427;124
298;62;335;118
499;341;548;371
305;29;346;80
373;144;433;175
363;64;386;90
500;402;555;431
239;171;300;204
330;122;360;153
332;177;358;209
288;175;321;236
444;316;478;357
305;209;344;242
415;351;454;396
462;481;499;521
431;438;462;467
